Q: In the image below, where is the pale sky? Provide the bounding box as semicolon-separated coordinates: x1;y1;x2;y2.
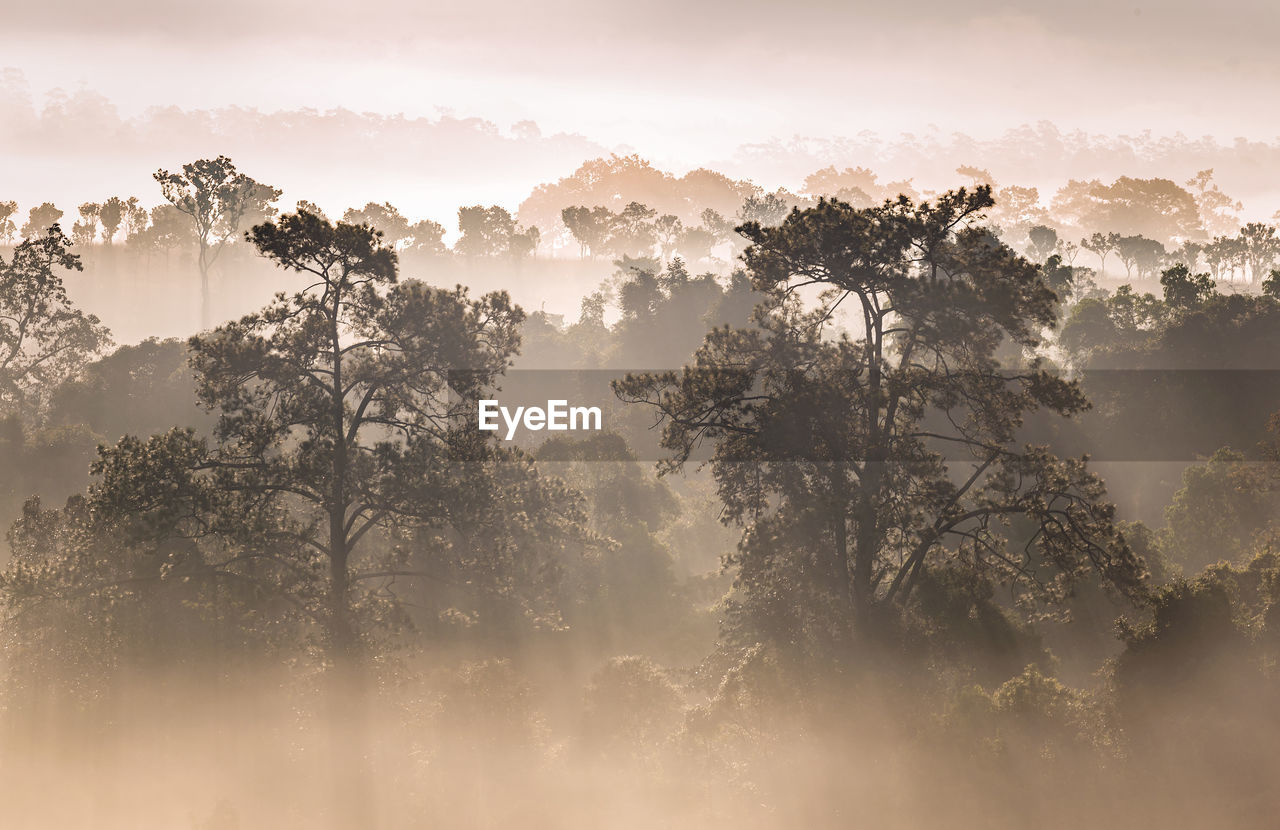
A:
4;1;1280;220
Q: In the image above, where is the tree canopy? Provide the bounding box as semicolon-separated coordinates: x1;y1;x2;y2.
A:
617;188;1144;656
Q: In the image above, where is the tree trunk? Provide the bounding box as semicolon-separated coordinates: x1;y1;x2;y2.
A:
854;322;885;633
852;486;878;630
325;300;375;829
198;242;211;331
326;553;374;830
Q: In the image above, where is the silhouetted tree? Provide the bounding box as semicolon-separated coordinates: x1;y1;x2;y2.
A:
1081;232;1120;276
562;205;615;259
189;211;525;655
121;197;148;240
406;219;448;257
71;202;100;247
617;189;1143;651
737;193;789;228
1160;448;1272;571
609;201;657;257
98;197;125;245
1160;264;1216;311
1238;222;1280;283
457;205;537;259
342;202;411;248
0;201;16;245
1057;178;1202;242
295;200;329;221
654;214;682;261
1203;235;1242;282
699;207;734;252
1186;169;1242;237
1114;235;1165;280
676;225;715;263
1172;239;1203;272
154;156;281;328
1264;269;1280;299
0;226;111;416
20;203;63;240
991;185;1048;239
87;211;534;821
1026;224;1058;262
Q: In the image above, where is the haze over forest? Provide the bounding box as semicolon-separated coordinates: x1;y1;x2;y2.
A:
4;3;1280;829
8;0;1280;219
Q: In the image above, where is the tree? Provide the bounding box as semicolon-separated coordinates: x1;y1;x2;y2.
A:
1186;169;1242;238
0;226;111;416
456;205;536;259
1264;270;1280;300
737;193;789;228
801;166;917;206
342;202;411;248
616;190;1143;650
20;203;63;240
956;165;995;188
121;197;148;240
1160;447;1273;572
154;156;281;329
118;210;540;821
991;185;1048;240
124;204;192;267
653;214;683;261
1238;223;1280;284
561;205;615;259
1093;177;1202;242
1062;284;1167;356
8;215;593;825
1058;178;1202;243
536;433;683;652
1159;264;1216;311
1057;239;1080;267
71;202;100;247
700;207;733;240
510;225;540;260
1081;232;1120;276
185;210;527;653
1050;179;1102;230
517;154;751;232
676;226;715;264
609;201;657;257
1172;240;1203;272
1202;235;1242;283
1026;225;1058;262
295;200;329;221
47;337;208;441
406;219;448;257
98;197;126;245
0;201;18;245
803;165;882;199
1114;235;1165;280
1041;254;1078;303
581;656;683;762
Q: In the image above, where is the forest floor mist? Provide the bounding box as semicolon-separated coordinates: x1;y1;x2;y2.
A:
1;646;1276;830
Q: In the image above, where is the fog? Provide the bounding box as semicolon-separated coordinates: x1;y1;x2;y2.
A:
3;3;1280;829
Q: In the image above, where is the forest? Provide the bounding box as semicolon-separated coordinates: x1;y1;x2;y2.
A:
2;152;1280;830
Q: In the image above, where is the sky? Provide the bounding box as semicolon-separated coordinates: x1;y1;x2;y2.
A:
3;0;1280;220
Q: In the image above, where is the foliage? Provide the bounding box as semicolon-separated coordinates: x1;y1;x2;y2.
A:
456;205;538;259
617;188;1144;667
581;656;684;762
0;225;111;417
154;155;281;327
1159;263;1216;310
